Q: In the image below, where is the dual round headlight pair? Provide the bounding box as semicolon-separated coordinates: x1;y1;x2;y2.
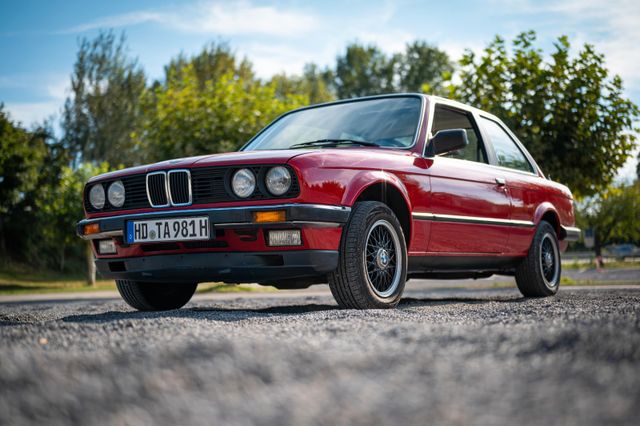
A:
231;166;292;198
89;181;125;210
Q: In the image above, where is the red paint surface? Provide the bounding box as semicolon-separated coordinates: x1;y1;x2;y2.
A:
87;96;577;263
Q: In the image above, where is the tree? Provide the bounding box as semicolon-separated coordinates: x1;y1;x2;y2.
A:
452;31;639;198
269;63;334;105
399;41;454;94
163;42;254;87
134;63;307;162
36;163;110;284
576;182;640;258
332;41;454;98
334;43;398;98
62;30;146;166
0;106;50;256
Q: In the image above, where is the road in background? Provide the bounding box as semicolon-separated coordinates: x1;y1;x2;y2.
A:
1;285;639;426
1;266;638;304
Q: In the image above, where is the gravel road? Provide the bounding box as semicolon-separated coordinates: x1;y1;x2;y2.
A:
1;285;639;426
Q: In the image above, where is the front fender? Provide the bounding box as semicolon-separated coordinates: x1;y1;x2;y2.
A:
341;170;412;209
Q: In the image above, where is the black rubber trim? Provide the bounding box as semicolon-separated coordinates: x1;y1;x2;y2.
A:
77;204;351;237
95;250;339;284
560;225;581;242
408;255;521;273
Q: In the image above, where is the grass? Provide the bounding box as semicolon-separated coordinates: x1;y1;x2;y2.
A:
559;276;639;287
0;262;274;296
562;258;640;270
1;259;637;296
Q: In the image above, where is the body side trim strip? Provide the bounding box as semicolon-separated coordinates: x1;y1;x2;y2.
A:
412;212;535;227
85;203;351;222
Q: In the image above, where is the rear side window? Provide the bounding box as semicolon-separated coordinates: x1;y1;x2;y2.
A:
480;117;534;173
431;106;487;163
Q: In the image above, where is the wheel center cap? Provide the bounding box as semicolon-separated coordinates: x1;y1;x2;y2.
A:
543;252;553;268
376;248;390;269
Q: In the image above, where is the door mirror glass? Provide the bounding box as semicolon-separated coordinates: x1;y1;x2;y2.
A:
428;129;468;156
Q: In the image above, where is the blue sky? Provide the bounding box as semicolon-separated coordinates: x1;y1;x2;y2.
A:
1;0;638;176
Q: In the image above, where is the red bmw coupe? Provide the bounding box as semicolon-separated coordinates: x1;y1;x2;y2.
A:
78;94;580;310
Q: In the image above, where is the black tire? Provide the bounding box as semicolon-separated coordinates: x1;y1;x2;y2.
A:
329;201;407;309
116;280;197;311
515;221;561;297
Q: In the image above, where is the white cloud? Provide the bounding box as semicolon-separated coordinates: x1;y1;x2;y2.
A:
242;43;312;78
1;74;68;128
59;1;318;37
355;30;415;54
491;0;640;92
59;11;164;34
3;101;60;127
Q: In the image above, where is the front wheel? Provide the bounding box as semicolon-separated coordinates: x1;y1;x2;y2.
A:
515;221;561;297
116;280;197;311
329;201;407;309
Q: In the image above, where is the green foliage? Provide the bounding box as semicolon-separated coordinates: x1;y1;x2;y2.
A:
134;63;307;162
452;31;639;198
0;106;52;256
576;182;640;254
335;44;398;98
0;106;48;215
35;162;110;270
269;63;335;105
399;41;454;94
164;42;254;86
333;41;454;98
62;30;146;166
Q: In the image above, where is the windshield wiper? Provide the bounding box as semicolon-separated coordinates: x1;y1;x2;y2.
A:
289;139;378;149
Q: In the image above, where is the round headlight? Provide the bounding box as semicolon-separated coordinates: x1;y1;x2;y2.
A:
232;168;256;198
107;180;125;208
89;184;105;209
265;166;292;196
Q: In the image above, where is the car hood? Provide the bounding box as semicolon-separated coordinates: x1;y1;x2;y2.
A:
88;150;314;182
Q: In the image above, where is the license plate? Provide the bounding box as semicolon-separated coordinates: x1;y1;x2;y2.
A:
126;216;210;243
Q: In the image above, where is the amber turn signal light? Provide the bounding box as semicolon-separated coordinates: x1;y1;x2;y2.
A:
84;223;100;235
253;210;286;223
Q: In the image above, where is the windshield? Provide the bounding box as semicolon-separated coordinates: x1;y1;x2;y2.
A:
243;96;423;151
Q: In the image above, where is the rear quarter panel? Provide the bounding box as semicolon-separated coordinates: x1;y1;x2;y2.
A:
503;169;575;254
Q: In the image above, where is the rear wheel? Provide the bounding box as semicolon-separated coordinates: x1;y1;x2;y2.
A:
116;280;197;311
329;201;407;309
515;221;561;297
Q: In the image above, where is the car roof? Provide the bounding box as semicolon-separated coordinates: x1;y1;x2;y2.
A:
301;93;502;123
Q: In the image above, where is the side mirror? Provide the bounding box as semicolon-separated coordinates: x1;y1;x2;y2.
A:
426;129;469;156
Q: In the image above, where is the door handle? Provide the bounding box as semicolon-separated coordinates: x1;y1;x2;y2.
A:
495;177;506;186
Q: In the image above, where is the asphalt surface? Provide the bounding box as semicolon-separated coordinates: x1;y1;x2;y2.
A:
1;284;639;426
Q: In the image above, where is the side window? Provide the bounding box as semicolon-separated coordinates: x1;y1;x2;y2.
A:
431;106;487;163
480;117;534;173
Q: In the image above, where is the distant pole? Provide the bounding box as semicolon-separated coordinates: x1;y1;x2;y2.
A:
86;241;96;286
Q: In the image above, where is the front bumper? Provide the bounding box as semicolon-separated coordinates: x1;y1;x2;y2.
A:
96;250;339;284
77;203;351;240
78;203;349;284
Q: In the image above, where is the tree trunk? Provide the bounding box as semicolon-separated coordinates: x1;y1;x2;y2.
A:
86;241;96;286
594;230;604;269
59;248;65;272
0;216;6;255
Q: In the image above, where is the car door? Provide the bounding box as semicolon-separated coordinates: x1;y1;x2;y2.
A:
423;104;511;254
476;115;540;254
